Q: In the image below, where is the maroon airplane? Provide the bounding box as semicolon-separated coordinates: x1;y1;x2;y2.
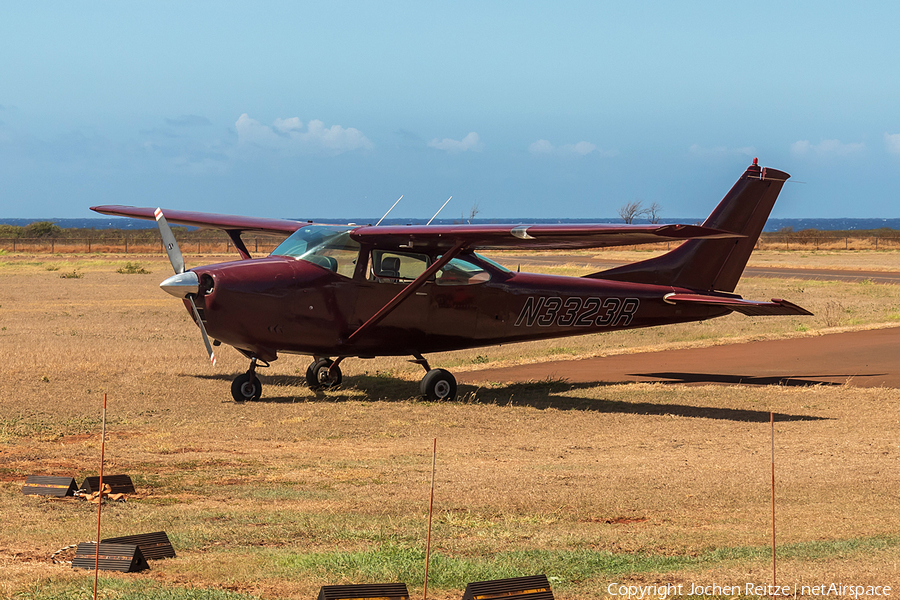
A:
92;159;810;403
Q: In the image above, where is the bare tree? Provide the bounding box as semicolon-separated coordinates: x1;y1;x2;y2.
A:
617;200;645;224
467;200;481;224
646;201;662;224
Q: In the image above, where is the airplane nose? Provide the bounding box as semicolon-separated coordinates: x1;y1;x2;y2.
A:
160;271;200;298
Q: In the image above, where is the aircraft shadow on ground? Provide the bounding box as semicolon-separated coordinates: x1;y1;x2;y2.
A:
189;373;828;422
456;380;827;423
631;372;878;387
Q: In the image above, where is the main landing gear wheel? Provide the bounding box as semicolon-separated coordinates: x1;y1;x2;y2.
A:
231;373;262;402
306;358;342;390
420;368;457;402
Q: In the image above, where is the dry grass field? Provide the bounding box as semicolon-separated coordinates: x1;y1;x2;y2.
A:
1;252;899;599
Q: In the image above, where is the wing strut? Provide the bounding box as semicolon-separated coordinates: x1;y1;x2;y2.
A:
226;230;252;260
347;241;466;342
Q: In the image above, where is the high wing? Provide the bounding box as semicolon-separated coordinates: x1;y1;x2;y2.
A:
90;205;305;236
92;205;741;253
350;223;741;252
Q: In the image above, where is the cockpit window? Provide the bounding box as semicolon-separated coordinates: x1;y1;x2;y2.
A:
271;225;360;278
436;256;491;286
370;249;431;283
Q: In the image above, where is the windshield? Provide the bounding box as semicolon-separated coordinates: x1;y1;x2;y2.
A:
271;225;355;258
271;225;361;277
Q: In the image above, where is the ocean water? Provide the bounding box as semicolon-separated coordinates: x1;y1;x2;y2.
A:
2;217;899;232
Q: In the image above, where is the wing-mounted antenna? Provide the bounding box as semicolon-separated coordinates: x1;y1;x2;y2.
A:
376;195;403;226
426;196;452;225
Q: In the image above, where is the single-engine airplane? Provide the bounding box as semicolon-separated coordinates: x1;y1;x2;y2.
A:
92;159;811;402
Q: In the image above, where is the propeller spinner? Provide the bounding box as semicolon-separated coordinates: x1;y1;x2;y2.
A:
155;208;217;366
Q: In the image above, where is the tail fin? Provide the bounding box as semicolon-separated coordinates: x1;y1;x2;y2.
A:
592;160;789;293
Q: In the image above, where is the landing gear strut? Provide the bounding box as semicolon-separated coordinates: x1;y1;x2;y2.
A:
306;357;343;390
412;354;457;401
231;357;267;402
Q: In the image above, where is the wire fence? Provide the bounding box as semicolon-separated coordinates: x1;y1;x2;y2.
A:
0;235;288;255
630;234;900;252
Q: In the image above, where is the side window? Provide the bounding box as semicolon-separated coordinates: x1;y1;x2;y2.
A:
436;257;491;286
371;250;431;283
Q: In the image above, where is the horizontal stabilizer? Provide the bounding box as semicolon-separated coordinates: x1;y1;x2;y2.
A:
663;293;813;317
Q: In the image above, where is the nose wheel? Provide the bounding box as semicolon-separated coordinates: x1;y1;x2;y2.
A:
231;373;262;402
231;357;267;402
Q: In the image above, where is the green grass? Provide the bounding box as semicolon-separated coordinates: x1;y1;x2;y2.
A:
274;535;900;590
14;580;259;600
116;261;152;275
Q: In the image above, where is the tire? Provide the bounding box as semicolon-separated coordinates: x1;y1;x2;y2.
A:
420;368;457;401
231;373;262;402
306;358;342;389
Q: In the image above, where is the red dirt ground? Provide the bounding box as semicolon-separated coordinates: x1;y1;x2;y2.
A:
459;326;900;388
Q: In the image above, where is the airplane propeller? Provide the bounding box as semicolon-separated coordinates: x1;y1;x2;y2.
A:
155;208;217;366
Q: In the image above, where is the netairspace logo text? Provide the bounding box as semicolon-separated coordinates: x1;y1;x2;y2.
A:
606;582;892;598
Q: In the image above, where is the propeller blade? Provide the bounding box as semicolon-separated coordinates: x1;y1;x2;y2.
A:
187;296;216;366
154;209;213;365
155;207;185;275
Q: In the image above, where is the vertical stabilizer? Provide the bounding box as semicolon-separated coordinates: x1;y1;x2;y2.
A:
592;161;789;292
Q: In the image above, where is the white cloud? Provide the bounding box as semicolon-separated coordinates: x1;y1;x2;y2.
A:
790;139;864;156
529;138;614;157
428;132;482;153
273;117;302;133
235;113;372;155
789;140;810;155
305;119;372;152
236;113;284;147
564;141;597;155
884;133;900;155
688;143;756;157
528;139;555;154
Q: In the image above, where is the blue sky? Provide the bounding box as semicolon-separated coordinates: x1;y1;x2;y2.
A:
2;1;899;220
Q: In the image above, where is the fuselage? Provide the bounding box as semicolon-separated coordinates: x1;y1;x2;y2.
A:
186;253;729;362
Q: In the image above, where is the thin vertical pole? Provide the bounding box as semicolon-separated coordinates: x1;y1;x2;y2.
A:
771;411;776;589
93;394;108;600
423;438;437;600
